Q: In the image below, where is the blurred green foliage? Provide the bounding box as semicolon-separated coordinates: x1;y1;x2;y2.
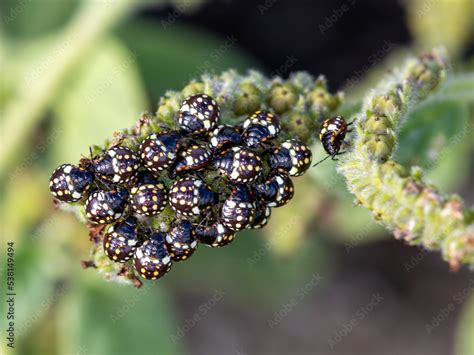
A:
0;0;473;354
457;294;474;355
53;38;147;163
406;0;473;58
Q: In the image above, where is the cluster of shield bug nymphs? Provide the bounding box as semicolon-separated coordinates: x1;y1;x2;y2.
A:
49;93;314;283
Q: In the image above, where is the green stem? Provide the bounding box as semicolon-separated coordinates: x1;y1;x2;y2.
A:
337;49;474;269
0;0;142;174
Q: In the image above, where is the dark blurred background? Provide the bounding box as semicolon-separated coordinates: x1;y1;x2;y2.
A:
1;0;473;354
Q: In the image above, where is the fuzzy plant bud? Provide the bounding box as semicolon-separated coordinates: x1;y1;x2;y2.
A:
181;82;205;98
267;83;298;114
307;82;342;118
282;112;315;143
364;115;393;135
364;134;396;162
233;82;262;115
156;98;177;127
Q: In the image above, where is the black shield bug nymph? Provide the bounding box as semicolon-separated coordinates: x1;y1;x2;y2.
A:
214;146;263;183
49;164;94;202
313;116;354;166
139;131;182;172
269;139;312;177
134;232;172;280
103;217;139;262
254;173;294;207
165;220;198;261
242;110;281;147
85;189;129;225
129;183;168;216
209;125;243;152
248;201;271;229
93;146;139;184
168;177;217;216
220;185;256;231
173;143;213;175
195;222;236;248
178;94;220;134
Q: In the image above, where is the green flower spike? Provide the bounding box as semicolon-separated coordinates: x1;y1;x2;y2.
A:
338;49;474;270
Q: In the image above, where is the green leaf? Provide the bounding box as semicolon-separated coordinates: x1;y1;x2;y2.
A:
0;0;79;38
435;73;474;103
425;128;472;192
56;275;181;355
406;0;473;57
169;230;330;308
0;213;81;355
397;100;469;173
52;38;147;162
455;295;474;355
117;20;259;100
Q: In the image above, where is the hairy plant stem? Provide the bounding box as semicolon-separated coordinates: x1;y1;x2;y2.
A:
337;49;474;270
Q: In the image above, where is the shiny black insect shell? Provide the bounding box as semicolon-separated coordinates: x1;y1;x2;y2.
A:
85;189;129;224
173;143;212;174
195;223;236;248
220;185;256;231
214;147;263;183
209;125;243;152
49;164;94;202
254;173;295;207
248;201;271;229
269;139;312;177
130;183;168;216
139;131;181;172
133;232;172;280
169;177;217;216
320;116;349;157
242;110;281;147
103;217;139;262
178;94;220;134
133;170;160;185
165;220;198;262
94;146;139;184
